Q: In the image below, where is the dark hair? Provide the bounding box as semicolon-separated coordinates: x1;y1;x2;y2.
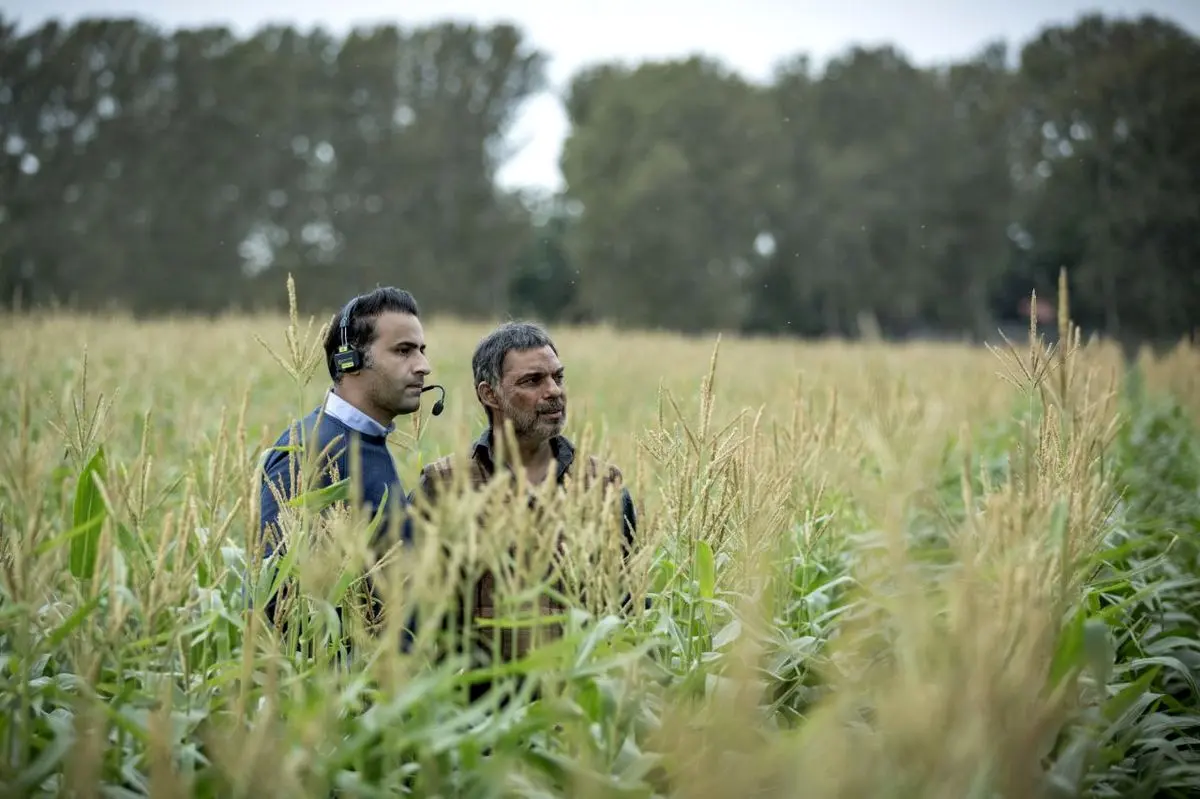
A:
471;321;557;422
324;287;420;382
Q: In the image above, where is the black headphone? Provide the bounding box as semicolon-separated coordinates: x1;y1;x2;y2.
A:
331;294;446;416
332;296;363;374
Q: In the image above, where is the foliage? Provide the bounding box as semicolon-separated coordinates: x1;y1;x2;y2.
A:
1;275;1196;796
2;12;1197;345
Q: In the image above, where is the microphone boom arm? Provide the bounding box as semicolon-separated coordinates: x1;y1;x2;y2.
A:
421;384;446;416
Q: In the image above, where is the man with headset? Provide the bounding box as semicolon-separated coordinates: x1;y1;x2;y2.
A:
256;286;443;639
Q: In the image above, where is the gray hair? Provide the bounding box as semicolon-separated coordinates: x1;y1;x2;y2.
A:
471;321;557;421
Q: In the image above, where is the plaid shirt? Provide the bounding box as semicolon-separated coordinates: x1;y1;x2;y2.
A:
415;427;637;662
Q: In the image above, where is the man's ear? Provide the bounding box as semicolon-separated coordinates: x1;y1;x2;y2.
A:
477;381;500;412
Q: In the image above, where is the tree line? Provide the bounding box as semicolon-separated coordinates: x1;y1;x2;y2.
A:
1;12;1197;344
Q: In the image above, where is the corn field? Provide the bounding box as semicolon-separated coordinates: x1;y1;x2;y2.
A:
1;277;1198;798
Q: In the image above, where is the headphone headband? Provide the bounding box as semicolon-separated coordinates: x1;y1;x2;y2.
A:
339;296;360;349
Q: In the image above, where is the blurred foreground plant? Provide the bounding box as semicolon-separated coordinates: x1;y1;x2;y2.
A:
0;275;1195;797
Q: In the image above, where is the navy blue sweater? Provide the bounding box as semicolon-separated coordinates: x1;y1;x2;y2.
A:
259;406;411;555
256;406;416;647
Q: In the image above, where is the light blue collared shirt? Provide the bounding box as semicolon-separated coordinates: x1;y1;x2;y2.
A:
323;390;395;437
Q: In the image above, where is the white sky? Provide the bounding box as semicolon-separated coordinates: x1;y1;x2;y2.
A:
7;1;1199;191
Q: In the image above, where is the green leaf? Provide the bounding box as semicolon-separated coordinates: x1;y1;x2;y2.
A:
1101;667;1161;737
287;477;350;510
114;521;150;565
1082;616;1114;687
45;595;102;649
712;618;743;650
696;540;715;601
573;614;624;668
70;446;108;581
1044;733;1093;797
1049;605;1086;690
13;708;75;793
1128;655;1199;699
32;514;111;558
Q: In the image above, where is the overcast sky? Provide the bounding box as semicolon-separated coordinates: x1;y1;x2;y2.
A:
8;0;1199;190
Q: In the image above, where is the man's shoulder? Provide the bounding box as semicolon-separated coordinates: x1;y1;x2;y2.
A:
576;453;626;488
419;452;486;486
415;452;489;504
551;434;623;488
267;406;330;439
419;452;457;483
262;407;352;463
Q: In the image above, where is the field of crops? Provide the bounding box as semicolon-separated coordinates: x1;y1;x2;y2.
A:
1;280;1198;798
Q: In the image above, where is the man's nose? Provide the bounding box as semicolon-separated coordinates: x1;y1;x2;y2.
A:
415;353;432;375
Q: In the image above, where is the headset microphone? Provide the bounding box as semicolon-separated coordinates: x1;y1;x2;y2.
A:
422;384;446;416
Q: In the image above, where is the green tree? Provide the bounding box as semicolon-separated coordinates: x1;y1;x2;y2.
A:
507;193;583;323
560;57;786;333
1014;14;1200;341
762;47;955;337
3;10;1196;346
0;15;546;317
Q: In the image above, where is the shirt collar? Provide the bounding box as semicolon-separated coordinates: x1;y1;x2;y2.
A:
471;426;574;481
323;389;395;438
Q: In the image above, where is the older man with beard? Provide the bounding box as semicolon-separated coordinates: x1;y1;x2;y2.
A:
414;321;637;696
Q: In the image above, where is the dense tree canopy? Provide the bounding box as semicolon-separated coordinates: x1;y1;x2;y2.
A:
2;12;1196;345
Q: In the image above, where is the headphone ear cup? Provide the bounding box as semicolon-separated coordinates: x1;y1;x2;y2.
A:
333;346;361;374
335;296;362;374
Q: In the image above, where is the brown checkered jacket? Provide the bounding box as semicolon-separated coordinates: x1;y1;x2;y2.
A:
415;428;634;663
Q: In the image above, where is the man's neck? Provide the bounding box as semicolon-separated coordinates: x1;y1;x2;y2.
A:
332;385;391;428
520;439;555;484
328;383;393;431
491;426;555;483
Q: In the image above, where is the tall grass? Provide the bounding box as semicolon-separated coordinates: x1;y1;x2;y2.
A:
0;276;1196;797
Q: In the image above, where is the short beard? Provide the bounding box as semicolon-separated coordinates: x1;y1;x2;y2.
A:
497;401;564;442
